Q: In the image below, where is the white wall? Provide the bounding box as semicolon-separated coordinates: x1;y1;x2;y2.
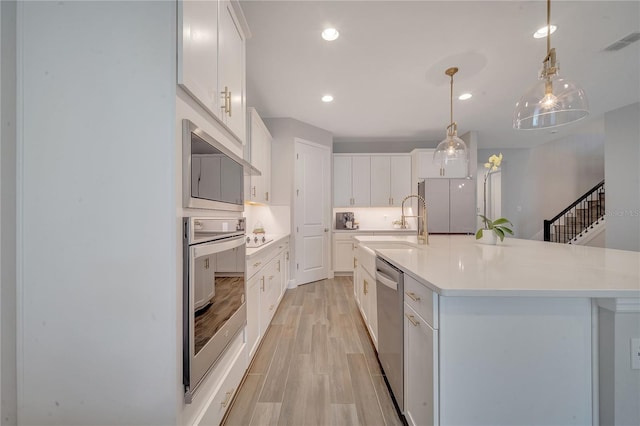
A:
17;2;178;424
244;204;291;236
604;102;640;251
481;118;605;239
0;1;17;424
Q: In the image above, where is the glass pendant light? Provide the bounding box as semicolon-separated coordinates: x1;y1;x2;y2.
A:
513;0;588;130
434;67;468;166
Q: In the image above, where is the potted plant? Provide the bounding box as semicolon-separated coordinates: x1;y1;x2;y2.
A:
476;153;514;244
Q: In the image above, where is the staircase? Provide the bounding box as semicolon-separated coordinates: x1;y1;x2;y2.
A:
544;180;605;244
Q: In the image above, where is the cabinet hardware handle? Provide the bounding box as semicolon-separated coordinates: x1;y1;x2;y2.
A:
221;86;231;115
269;275;274;280
286;252;289;261
363;279;368;295
265;191;269;201
228;89;232;117
353;257;357;268
253;261;261;267
405;313;420;327
260;277;265;291
405;291;421;302
252;186;256;197
270;304;274;311
221;389;233;407
277;260;280;272
204;258;209;269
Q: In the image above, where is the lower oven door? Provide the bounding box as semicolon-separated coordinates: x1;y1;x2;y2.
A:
184;235;246;402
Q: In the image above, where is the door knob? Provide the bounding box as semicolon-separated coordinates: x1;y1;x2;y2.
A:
324;228;328;232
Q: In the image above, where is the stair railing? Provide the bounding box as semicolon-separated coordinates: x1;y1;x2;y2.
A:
544;180;605;243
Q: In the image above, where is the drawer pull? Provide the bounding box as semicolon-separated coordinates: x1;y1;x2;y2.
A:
221;389;233;407
269;275;274;280
260;277;265;292
270;304;274;311
405;291;421;302
253;261;261;267
405;313;420;327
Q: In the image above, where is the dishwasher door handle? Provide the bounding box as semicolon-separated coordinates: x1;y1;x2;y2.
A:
376;271;398;291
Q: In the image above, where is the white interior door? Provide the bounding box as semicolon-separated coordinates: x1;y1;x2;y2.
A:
294;139;330;285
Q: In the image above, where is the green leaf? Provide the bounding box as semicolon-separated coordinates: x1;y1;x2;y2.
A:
492;218;512;226
475;229;483;239
500;226;514;235
494;227;505;241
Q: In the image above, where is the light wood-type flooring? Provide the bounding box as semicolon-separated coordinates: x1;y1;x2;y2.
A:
223;277;403;426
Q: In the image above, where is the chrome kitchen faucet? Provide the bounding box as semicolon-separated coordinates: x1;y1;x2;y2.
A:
401;194;428;245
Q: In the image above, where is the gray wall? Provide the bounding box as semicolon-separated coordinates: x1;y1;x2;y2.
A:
480;118;605;239
604;102;640;251
0;2;17;424
599;306;640;426
17;2;178;423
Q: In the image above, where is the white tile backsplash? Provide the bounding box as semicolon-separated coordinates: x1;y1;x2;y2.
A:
332;207;417;230
244;204;291;235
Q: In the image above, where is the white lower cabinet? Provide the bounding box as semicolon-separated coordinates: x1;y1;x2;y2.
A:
360;266;378;348
246;237;289;362
333;232;374;273
404;302;439;426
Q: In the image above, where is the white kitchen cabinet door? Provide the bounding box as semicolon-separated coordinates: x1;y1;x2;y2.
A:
248;108;272;204
199;155;222;202
177;0;218;115
443;158;468;178
449;179;476;234
390;155;412;206
333;238;355;273
370;156;391;206
333;156;353;207
351;156;371;206
246;272;261;359
424;179;450;233
362;267;378;349
415;149;443;178
404;303;439;426
218;0;246;143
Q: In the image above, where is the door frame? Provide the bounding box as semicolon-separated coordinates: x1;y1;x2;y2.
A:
293;138;331;286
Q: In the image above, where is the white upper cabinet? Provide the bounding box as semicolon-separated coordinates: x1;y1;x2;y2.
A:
247;108;271;204
371;155;412;206
333;155;371;207
218;0;246;143
413;149;468;178
177;0;218;113
178;0;247;144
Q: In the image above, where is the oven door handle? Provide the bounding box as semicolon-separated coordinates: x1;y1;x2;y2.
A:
193;235;245;258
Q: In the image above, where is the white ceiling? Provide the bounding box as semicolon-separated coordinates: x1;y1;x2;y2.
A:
241;0;640;149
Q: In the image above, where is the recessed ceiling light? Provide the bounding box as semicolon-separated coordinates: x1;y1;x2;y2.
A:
533;24;557;39
321;28;339;41
322;95;334;103
458;93;472;100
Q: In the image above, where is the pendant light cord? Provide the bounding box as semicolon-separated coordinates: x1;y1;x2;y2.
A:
547;0;551;57
450;73;454;126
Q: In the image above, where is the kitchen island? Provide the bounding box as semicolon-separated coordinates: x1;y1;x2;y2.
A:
355;235;640;426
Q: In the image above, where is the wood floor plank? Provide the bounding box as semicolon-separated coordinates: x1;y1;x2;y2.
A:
352;312;382;375
258;337;295;403
281;305;301;339
249;324;283;375
304;373;331;426
277;354;312;425
224;374;265;426
293;313;313;354
371;375;403;426
250;402;281;426
330;404;359;426
328;337;355;404
347;353;385;426
311;323;329;374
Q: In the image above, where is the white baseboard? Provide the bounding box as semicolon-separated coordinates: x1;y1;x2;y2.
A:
287;278;297;289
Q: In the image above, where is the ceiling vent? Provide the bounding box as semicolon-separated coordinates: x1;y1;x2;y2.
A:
603;32;640;52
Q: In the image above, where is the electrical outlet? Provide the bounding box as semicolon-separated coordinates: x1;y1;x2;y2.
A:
631;338;640;370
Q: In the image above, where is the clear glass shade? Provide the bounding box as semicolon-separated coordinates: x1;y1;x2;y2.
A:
513;70;589;130
433;133;468;165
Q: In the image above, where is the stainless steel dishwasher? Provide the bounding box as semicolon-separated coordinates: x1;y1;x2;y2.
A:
376;256;404;411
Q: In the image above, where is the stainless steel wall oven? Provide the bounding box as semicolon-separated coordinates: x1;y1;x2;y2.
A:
183;217;246;403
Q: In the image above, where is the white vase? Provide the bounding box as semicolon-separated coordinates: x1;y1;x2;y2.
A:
477;231;497;245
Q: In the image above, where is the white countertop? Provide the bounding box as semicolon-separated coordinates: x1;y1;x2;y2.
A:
333;228;415;233
245;234;290;259
356;235;640;298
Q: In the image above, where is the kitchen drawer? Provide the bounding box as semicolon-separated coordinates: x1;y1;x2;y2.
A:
197;342;247;426
246;252;267;279
357;245;376;277
404;273;438;329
